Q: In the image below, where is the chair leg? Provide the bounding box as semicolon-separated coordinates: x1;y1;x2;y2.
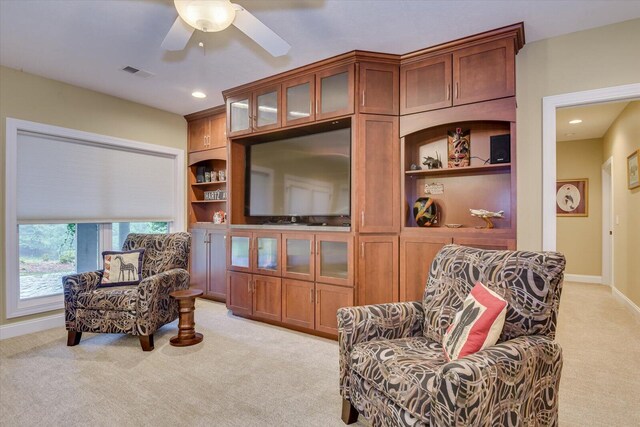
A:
341;398;359;424
67;331;82;346
139;334;154;351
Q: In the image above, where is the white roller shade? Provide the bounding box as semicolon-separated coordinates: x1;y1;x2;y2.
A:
17;131;177;223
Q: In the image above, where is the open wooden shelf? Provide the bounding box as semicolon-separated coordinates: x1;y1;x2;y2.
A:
192;180;227;186
405;163;510;177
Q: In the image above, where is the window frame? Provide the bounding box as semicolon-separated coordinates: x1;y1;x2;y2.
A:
5;118;185;318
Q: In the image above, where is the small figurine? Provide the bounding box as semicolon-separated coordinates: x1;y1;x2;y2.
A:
469;209;504;229
422;151;442;169
410;163;421;170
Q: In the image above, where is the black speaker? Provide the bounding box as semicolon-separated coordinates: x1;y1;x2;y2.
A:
490;134;511;164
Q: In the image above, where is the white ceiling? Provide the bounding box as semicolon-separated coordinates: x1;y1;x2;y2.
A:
1;1;640;116
556;101;633;142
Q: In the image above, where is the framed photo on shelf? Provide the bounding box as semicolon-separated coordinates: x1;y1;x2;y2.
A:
556;179;588;217
627;149;639;189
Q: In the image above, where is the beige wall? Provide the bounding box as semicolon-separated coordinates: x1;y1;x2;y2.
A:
516;18;640;250
0;66;187;325
603;102;640;307
556;138;603;276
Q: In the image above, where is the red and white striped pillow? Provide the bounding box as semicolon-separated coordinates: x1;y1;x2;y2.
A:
442;282;508;361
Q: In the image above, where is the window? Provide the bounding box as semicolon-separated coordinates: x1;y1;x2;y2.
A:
6;118;184;318
18;222;168;300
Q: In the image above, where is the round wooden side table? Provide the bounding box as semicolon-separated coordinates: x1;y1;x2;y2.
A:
169;288;204;347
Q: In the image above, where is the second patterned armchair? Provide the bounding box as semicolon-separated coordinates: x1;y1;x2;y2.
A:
63;232;191;351
338;244;566;426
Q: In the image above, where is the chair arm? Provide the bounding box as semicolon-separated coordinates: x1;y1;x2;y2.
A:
337;301;424;399
62;270;103;330
430;335;563;427
136;268;190;334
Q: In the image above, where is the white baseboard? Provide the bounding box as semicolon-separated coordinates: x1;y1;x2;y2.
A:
612;286;640;322
0;313;65;340
564;274;603;284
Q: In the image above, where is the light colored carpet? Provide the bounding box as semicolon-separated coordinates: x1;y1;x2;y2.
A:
556;282;640;426
0;282;638;426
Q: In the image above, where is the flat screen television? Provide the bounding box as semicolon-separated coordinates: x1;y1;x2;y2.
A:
246;127;351;218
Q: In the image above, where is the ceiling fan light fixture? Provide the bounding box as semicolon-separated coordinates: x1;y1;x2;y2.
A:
175;0;236;32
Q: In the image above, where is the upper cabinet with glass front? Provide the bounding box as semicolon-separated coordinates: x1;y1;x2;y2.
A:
252;85;281;132
225;60;360;135
315;64;355;121
227;94;252;137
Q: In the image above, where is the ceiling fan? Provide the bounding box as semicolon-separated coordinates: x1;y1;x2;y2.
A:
161;0;291;57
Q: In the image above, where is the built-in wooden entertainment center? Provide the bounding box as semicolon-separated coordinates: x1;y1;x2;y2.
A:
185;23;525;338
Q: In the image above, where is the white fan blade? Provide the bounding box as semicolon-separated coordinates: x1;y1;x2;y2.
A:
232;6;291;57
161;16;195;51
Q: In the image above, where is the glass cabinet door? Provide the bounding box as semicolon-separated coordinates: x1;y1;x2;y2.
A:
255;234;281;276
253;86;281;131
316;64;354;120
283;75;314;126
316;235;353;286
282;234;314;281
228;233;251;272
228;95;251;136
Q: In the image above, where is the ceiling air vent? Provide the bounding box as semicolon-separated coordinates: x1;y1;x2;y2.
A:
120;66;154;78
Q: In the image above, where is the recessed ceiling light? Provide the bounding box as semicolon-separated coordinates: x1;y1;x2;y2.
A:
569;119;582;124
192;91;207;99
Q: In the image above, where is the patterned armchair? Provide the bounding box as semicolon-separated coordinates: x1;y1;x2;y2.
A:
338;244;566;426
63;233;191;351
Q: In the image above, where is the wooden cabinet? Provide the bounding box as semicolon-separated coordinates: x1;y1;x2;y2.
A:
252;85;281;132
315;64;355;121
400;54;452;114
282;232;353;286
400;236;451;302
282;75;315;127
228;231;253;272
315;283;353;335
315;234;354;287
281;278;315;329
189;228;209;293
453;237;515;250
188;113;226;153
282;233;315;282
228;231;281;276
227;271;252;316
252;275;282;321
453;39;515;106
358;235;399;305
208;231;227;299
358;62;399;115
401;38;516;114
227;93;252;137
226;230;354;337
357;115;400;233
227;272;281;320
189;227;227;301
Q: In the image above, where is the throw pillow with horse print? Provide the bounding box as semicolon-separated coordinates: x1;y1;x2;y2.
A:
100;249;145;287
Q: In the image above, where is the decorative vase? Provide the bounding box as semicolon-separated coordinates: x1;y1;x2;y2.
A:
413;197;438;227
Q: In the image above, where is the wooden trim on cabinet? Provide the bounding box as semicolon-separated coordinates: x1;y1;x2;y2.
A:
400;97;516;137
401;22;524;63
184;104;226;122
